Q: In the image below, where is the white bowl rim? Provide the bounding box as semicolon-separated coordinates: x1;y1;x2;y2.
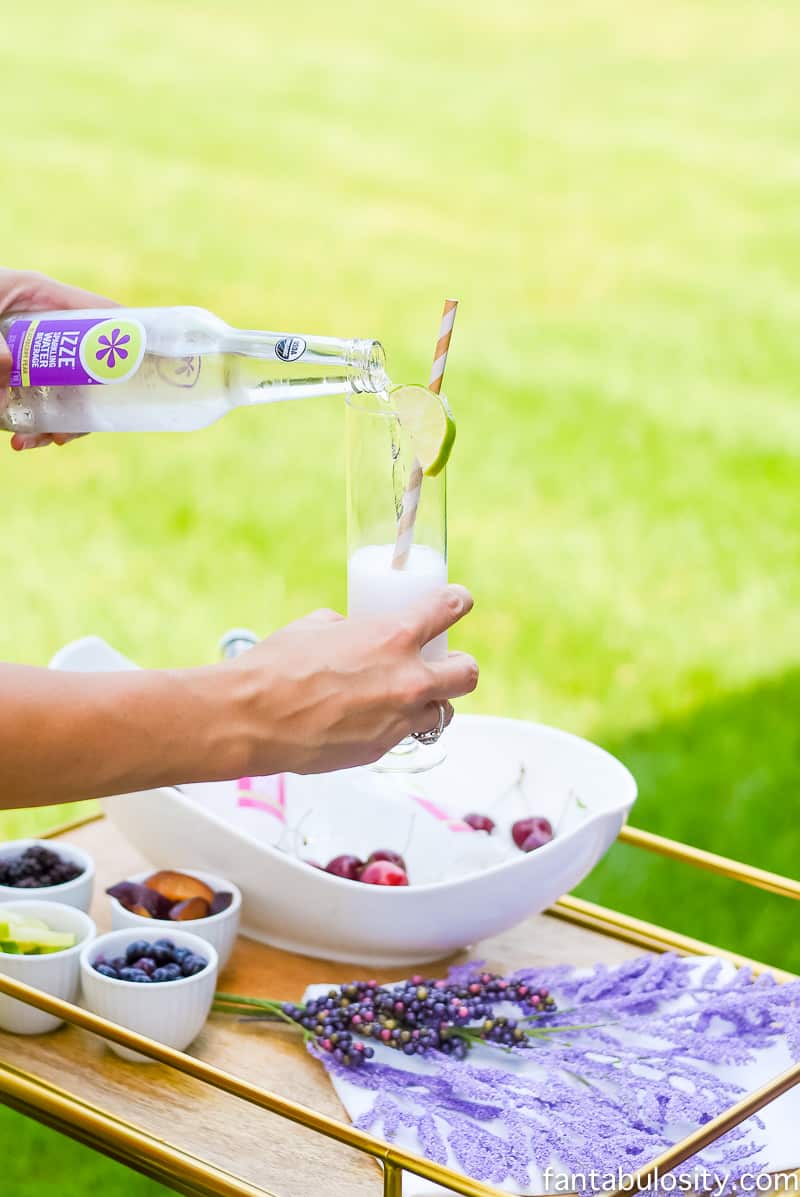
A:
107;868;242;927
80;927;218;989
0;838;95;895
115;714;637;896
0;899;96;961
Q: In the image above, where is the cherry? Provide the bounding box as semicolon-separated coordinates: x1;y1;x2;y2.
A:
325;854;364;881
511;816;553;849
366;849;407;869
360;860;409;886
521;826;553;852
463;813;495;833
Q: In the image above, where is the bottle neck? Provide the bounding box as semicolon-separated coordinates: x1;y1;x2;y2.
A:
225;329;388;396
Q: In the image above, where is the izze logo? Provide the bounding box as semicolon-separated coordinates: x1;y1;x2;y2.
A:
80;318;146;384
275;336;307;363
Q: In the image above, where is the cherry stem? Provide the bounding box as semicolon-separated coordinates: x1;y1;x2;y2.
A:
495;762;527;804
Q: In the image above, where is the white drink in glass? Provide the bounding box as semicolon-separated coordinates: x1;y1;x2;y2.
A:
347;543;448;661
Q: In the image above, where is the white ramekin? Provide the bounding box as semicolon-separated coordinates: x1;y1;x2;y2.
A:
80;926;218;1062
108;868;240;970
0;900;96;1034
0;839;95;912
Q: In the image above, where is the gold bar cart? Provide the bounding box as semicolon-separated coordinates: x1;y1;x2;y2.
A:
0;813;796;1197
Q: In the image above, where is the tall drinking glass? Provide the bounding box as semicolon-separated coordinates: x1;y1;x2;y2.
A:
346;391;448;772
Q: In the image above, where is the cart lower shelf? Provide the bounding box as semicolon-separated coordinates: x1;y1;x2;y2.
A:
0;813;796;1197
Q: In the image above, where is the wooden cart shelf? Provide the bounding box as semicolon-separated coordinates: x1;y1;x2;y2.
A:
0;813;797;1197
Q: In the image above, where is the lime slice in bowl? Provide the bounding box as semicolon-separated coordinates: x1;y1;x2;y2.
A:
390;384;456;477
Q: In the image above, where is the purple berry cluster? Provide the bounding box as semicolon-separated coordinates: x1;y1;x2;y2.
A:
279;971;556;1068
0;845;83;889
92;938;208;983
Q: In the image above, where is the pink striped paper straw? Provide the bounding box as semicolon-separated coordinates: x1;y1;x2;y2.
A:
236;773;287;824
411;793;474;832
392;299;458;570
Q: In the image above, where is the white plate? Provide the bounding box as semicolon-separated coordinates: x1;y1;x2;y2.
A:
307;959;800;1195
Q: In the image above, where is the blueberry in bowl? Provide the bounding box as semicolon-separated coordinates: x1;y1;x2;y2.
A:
90;938;210;983
0;839;94;912
80;927;219;1062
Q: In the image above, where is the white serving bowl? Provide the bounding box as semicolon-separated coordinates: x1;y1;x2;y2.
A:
103;717;636;967
0;839;94;912
80;927;218;1062
108;869;241;970
52;636;638;967
0;901;96;1034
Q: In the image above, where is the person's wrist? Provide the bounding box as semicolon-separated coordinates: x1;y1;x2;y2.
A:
216;659;266;779
159;664;260;785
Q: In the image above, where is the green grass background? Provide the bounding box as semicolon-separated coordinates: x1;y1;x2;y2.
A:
2;0;799;1190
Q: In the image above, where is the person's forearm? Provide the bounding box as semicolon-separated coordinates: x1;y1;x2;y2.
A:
0;586;478;806
0;664;250;807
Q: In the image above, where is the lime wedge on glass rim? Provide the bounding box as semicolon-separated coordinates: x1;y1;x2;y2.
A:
389;384;456;477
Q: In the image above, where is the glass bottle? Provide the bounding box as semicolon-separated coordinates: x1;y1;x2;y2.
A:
0;306;387;434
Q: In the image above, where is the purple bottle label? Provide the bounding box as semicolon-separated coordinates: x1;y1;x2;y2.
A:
7;316;146;387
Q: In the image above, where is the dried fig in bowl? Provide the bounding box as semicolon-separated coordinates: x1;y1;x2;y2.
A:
144;871;214;905
209;892;233;916
169;897;211;921
106;881;172;919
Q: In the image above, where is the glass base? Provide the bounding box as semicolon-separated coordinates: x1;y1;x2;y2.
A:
370;735;446;774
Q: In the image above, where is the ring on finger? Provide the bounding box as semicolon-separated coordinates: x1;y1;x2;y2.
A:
412;701;447;746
